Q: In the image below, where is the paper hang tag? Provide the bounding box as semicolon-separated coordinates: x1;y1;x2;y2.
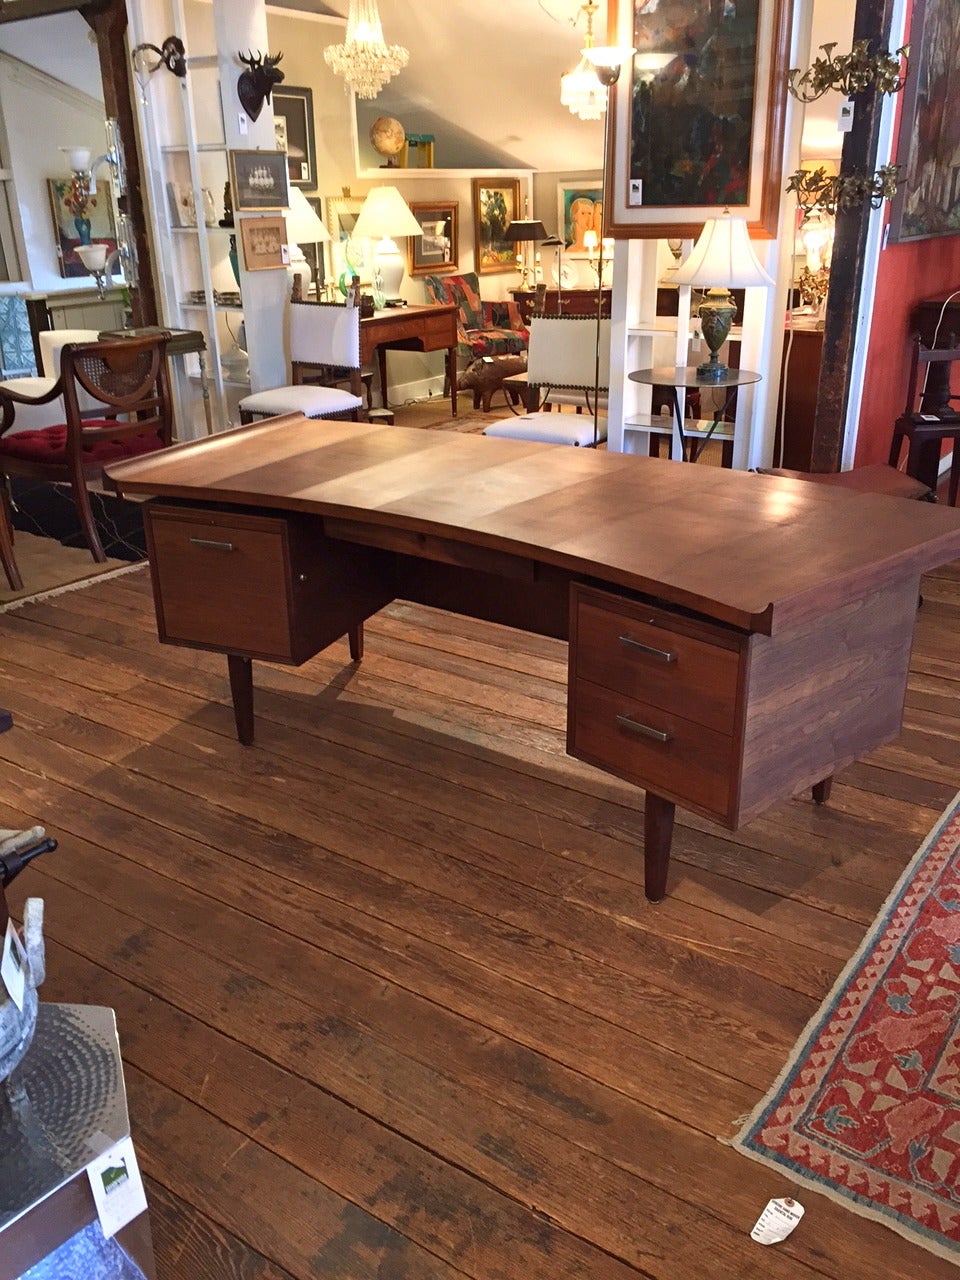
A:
751;1196;804;1245
87;1136;149;1239
1;918;26;1011
838;98;854;132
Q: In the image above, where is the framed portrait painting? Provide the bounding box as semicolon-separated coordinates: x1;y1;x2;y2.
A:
472;178;520;274
272;85;317;190
604;0;791;238
558;183;603;257
409;201;458;275
229;150;289;211
888;0;960;242
47;177;118;279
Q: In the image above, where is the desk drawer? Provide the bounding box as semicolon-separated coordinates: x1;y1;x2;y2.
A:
572;590;742;735
146;507;297;658
569;679;735;818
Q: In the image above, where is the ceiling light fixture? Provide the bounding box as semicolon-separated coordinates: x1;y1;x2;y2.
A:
560;2;606;122
324;0;409;101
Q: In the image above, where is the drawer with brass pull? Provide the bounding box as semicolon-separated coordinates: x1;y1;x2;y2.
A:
144;502;394;663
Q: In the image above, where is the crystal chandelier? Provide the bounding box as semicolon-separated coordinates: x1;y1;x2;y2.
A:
324;0;409;100
560;2;605;121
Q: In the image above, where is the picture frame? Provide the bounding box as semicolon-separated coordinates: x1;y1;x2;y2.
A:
325;195;373;286
239;214;288;271
604;0;791;239
272;85;317;191
229;150;289;211
409;200;458;275
47;177;118;280
888;0;960;243
472;178;520;274
557;184;604;257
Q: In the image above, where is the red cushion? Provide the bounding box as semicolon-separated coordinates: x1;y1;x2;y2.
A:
0;421;164;464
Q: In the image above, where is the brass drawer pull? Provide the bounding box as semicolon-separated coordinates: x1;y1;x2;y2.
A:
619;635;676;663
616;714;671;743
188;537;236;552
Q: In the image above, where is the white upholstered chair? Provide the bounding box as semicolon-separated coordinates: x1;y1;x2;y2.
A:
483;316;610;447
0;328;101;434
238;300;364;424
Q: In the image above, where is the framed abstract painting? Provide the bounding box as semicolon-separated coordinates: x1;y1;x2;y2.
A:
888;0;960;242
604;0;791;239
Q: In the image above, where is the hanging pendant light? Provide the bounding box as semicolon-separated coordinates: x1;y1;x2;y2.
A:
324;0;409;100
560;2;605;121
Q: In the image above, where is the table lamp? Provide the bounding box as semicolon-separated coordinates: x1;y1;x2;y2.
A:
285;188;331;297
504;216;547;293
352;185;422;305
673;210;774;381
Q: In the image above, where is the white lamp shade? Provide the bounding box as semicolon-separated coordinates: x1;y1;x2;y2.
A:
673;212;774;289
60;146;91;172
76;243;109;271
353;185;422;239
285;188;331;245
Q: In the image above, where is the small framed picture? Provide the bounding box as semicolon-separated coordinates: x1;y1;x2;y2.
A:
229;150;289;211
557;183;603;257
240;215;288;270
272;85;317;190
409;201;458;275
472;177;520;275
47;177;119;279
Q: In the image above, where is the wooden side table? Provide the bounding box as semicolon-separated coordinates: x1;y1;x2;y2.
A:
510;288;612;325
0;1005;155;1280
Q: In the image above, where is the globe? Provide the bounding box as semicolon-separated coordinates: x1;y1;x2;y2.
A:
369;116;405;163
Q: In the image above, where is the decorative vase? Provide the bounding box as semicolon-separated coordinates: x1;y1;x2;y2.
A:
228;234;241;290
74;216;92;245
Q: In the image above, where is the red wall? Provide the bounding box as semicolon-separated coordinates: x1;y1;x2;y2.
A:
854;0;960;465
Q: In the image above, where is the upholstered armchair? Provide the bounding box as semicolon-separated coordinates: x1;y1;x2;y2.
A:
424;272;528;363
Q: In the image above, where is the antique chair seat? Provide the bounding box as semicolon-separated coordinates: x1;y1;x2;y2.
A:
0;332;175;590
423;272;527;363
239;300;363;424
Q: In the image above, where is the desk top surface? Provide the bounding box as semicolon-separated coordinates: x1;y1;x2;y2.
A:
106;416;960;634
629;366;762;389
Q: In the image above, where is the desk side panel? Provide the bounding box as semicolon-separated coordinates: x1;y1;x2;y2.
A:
736;578;920;822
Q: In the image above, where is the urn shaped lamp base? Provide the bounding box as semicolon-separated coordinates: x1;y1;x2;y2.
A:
696;287;737;381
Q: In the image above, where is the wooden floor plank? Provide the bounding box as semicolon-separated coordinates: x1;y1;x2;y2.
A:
2;552;958;1280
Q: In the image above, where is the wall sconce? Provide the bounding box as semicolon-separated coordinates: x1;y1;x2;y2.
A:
131;37;187;100
786;163;901;217
60;121;137;290
75;243;116;299
787;40;908;103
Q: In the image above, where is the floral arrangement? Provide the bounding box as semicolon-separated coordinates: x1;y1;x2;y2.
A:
62;174;96;222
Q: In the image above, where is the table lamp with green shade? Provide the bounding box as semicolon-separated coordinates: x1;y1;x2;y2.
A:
672;210;775;381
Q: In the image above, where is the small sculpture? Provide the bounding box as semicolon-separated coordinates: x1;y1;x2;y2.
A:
237;50;285;121
0;827;56;1084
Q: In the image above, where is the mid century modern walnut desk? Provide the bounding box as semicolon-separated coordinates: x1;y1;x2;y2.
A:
106;417;960;902
359;304;459;416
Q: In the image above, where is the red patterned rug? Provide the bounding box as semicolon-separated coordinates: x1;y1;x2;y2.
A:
733;791;960;1260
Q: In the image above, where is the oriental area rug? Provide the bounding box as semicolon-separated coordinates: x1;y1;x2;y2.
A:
733;791;960;1262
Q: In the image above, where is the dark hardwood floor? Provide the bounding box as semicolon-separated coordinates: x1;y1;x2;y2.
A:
2;556;959;1279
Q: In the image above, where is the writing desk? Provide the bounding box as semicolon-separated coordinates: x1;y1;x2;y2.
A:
106;417;960;902
360;304;458;416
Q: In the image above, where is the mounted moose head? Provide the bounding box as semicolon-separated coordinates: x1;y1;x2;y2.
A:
237;50;285;122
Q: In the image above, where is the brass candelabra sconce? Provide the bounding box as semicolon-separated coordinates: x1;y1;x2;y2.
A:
787;40;909;102
786;163;901;217
796;266;830;310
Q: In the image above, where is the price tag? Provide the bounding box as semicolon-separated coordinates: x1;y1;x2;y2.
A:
838;98;854;132
87;1137;149;1238
0;918;26;1011
751;1196;804;1245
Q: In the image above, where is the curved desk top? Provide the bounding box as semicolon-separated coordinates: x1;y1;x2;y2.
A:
106;415;960;637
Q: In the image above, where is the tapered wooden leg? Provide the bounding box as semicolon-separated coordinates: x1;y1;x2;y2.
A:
348;624;363;661
227;654;254;745
812;775;833;805
0;483;22;591
644;792;675;903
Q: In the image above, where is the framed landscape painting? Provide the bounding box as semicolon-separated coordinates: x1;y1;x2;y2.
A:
604;0;791;238
472;178;520;274
888;0;960;242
